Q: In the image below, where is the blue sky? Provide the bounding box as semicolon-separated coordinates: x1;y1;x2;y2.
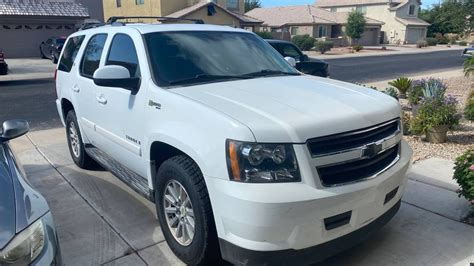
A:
261;0;439;8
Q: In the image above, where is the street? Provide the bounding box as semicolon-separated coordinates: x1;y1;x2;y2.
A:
0;50;466;131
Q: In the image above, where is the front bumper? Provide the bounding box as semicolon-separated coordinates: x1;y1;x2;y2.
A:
207;141;412;264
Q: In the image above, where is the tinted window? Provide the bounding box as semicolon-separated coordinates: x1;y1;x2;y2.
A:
106;34;140;78
145;31;298;87
56;38;66;45
58;35;85;72
80;34;107;78
281;44;301;61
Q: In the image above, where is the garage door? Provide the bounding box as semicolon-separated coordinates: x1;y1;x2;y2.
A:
405;28;425;44
358;28;379;46
0;23;75;58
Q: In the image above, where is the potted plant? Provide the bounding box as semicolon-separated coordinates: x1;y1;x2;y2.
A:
388;77;412;99
409;96;459;143
409;78;447;116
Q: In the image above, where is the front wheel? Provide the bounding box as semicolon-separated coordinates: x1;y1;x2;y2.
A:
155;155;220;265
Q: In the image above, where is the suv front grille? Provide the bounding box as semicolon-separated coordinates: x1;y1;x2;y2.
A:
308;119;400;157
317;143;400;186
309;119;401;187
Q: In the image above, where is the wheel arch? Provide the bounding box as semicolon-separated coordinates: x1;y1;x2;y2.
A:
61;98;74;120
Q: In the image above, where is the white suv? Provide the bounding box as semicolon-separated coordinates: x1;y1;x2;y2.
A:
55;19;412;265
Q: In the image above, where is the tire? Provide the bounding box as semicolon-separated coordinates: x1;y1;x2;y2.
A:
40;48;47;59
65;110;95;169
155;155;220;265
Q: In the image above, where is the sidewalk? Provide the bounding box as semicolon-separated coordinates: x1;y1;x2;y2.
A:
307;44;465;60
0;58;55;81
365;69;464;89
10;127;474;266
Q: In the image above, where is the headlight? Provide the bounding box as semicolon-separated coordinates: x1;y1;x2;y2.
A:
0;219;45;265
226;140;301;183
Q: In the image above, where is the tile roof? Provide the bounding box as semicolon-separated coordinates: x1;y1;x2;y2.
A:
167;1;262;24
395;17;430;26
245;5;383;27
314;0;402;7
0;0;89;18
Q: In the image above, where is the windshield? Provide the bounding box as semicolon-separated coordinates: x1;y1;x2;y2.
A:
144;31;299;87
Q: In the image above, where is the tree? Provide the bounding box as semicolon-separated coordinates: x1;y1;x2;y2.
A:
345;11;366;45
420;0;473;36
245;0;261;12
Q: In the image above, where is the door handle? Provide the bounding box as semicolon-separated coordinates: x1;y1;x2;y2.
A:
72;86;80;93
96;95;107;105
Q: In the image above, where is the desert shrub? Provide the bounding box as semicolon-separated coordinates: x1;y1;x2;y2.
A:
352;44;363;52
426;37;438;46
409;96;459;135
438;36;450;44
459;41;468;46
416;40;428;48
464;90;474;120
402;112;411;135
314;40;333;54
453;150;474;203
389;77;412;97
383;87;398;100
408;81;424;105
292;34;315;51
420;78;447;99
254;31;273;39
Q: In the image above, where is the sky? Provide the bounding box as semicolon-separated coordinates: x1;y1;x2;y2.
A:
260;0;440;8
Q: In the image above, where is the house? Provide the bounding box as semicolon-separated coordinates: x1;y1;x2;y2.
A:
0;0;89;58
76;0;104;21
102;0;263;30
315;0;430;44
246;5;384;46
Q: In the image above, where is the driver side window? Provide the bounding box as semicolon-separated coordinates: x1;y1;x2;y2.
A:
282;44;301;61
106;34;141;78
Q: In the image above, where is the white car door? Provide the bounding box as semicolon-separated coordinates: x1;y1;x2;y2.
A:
74;33;109;147
91;31;148;177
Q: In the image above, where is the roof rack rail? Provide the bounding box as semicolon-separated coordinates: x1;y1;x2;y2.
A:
106;16;205;25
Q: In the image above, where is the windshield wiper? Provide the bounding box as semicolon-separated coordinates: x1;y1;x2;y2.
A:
242;69;301;78
168;74;251;85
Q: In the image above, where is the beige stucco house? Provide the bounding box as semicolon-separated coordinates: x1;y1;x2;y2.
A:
246;5;384;46
315;0;430;44
103;0;262;29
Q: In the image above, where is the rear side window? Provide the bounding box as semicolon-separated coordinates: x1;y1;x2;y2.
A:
80;34;107;78
106;34;140;78
58;35;85;72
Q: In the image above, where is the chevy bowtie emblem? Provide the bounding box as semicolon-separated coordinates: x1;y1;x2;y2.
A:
362;142;383;159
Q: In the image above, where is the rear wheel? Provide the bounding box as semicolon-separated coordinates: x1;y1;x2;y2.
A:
65;110;95;169
155;155;220;265
40;48;46;59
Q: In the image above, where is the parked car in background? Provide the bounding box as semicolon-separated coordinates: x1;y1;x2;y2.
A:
462;45;474;57
40;37;66;64
0;119;62;265
0;49;8;75
266;39;329;77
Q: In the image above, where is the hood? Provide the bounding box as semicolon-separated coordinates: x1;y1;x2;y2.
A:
172;76;401;143
0;162;15;249
306;57;327;64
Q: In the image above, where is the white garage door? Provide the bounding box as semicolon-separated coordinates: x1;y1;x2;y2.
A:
359;28;379;46
406;28;425;44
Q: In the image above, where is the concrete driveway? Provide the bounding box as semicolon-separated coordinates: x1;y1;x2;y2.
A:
10;128;474;265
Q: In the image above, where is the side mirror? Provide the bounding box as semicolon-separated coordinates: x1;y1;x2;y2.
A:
0;120;29;141
93;65;140;92
285;56;297;67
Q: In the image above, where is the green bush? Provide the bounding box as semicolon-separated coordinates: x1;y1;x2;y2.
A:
382;87;398;100
402;112;411;135
409;96;459;135
388;77;412;97
254;31;273;39
426;37;438;46
352;44;363;52
314;41;333;54
459;41;468;46
464;90;474;120
291;34;315;51
408;81;424;105
453;150;474;203
416;40;428;48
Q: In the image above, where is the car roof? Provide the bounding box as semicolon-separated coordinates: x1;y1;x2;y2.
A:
73;23;251;36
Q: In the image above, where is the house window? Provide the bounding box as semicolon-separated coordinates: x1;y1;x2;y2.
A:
135;0;144;5
291;27;299;35
226;0;238;10
330;7;337;12
116;0;121;7
409;5;416;15
318;25;327;37
356;6;367;14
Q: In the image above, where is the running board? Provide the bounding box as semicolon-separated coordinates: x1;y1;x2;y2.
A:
85;146;154;202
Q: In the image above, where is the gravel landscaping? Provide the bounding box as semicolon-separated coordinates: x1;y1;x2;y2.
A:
401;75;474;162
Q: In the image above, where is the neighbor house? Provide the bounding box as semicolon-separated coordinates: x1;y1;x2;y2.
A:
315;0;430;44
0;0;89;58
246;5;384;46
103;0;262;30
